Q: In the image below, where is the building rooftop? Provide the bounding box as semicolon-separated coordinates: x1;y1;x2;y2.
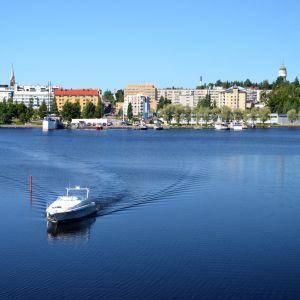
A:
225;85;246;93
54;89;99;96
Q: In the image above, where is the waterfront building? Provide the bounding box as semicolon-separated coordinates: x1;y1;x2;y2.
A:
123;94;150;119
124;84;157;111
157;87;223;108
54;89;101;111
0;66;59;109
207;87;225;106
157;89;195;106
13;84;57;110
0;85;14;101
221;86;247;110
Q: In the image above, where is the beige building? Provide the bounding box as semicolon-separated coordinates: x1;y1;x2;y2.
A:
123;94;150;118
124;84;157;111
54;89;101;111
218;86;246;111
157;88;224;108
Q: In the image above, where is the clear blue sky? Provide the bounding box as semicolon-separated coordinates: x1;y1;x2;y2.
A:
0;0;299;90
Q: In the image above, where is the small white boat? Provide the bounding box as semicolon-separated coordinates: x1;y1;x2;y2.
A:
231;121;243;131
43;116;58;131
46;186;97;223
215;122;229;130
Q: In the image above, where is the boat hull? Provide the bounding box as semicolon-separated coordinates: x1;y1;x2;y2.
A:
215;125;229;130
43;118;57;131
232;126;243;131
47;203;97;223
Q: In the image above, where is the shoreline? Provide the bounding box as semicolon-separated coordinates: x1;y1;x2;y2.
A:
1;124;300;130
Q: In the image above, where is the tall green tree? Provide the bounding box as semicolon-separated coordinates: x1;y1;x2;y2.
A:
287;109;297;124
202;107;211;125
95;99;104;118
83;102;96;118
72;101;81;119
103;90;115;103
258;107;270;124
127;103;133;120
61;102;74;122
0;101;11;124
220;106;232;122
61;101;81;122
183;106;192;125
233;109;243;121
27;99;34;121
17;103;30;123
157;96;172;111
115;90;124;102
161;104;175;124
51;97;59;115
38;100;48;119
174;104;184;124
200;94;211;108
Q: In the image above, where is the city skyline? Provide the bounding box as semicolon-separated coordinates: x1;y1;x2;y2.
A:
1;0;299;90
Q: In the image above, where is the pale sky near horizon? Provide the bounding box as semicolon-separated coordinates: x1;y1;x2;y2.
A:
1;0;299;90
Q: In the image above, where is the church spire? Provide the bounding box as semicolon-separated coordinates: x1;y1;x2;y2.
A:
10;64;15;87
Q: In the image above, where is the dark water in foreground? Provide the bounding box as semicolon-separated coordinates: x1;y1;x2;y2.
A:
1;128;300;299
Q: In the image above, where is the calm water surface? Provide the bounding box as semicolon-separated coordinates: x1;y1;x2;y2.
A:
1;128;300;299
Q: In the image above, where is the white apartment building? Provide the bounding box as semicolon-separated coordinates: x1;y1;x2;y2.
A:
13;84;59;109
157;88;220;108
0;85;14;101
123;94;150;118
157;86;271;109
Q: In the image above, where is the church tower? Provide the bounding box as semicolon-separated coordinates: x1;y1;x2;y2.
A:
10;64;15;87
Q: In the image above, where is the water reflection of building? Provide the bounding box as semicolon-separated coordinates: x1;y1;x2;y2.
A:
47;217;96;243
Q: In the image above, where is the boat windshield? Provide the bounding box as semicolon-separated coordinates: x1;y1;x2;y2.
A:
66;187;89;199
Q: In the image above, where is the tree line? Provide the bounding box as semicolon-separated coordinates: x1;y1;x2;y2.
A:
158;99;273;125
59;100;104;122
267;77;300;113
0;97;104;124
0;98;49;124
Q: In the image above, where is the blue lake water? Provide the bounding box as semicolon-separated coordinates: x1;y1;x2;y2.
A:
1;128;300;299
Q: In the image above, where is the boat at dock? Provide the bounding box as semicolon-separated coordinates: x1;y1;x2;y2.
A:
214;122;229;130
46;186;97;223
43;116;58;131
231;121;243;131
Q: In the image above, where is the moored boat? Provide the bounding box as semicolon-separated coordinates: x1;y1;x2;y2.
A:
214;122;229;130
231;121;243;131
43;116;58;131
46;186;97;223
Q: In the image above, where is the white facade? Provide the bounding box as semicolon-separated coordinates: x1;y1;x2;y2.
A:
71;118;108;125
0;85;14;101
13;84;59;109
123;94;150;117
157;87;224;108
157;86;270;109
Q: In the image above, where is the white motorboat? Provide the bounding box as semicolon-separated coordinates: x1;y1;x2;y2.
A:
46;186;97;223
214;122;229;130
43;116;58;131
231;121;243;131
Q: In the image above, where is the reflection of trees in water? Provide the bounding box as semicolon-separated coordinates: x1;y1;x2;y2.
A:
47;217;96;243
